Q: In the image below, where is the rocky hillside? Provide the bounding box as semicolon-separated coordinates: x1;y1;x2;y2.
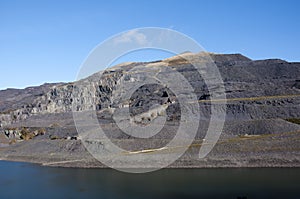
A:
0;52;300;168
1;52;299;126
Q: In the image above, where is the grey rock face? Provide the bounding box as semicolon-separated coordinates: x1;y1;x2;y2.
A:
1;52;300;168
0;52;299;134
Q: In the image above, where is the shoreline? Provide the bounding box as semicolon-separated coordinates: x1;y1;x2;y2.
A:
1;131;300;169
1;155;300;169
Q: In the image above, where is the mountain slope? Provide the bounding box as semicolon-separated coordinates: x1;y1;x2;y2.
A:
0;52;300;168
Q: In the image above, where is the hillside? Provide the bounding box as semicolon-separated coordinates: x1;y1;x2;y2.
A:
0;52;300;168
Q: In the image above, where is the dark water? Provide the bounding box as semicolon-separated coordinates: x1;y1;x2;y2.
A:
0;161;299;199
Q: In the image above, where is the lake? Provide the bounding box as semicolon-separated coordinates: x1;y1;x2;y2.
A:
0;161;299;199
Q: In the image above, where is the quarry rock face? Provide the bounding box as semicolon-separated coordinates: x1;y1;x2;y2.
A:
0;52;299;127
0;52;300;168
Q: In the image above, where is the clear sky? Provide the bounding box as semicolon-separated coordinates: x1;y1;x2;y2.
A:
0;0;299;90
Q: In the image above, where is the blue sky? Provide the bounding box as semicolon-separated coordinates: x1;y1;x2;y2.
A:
0;0;299;89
